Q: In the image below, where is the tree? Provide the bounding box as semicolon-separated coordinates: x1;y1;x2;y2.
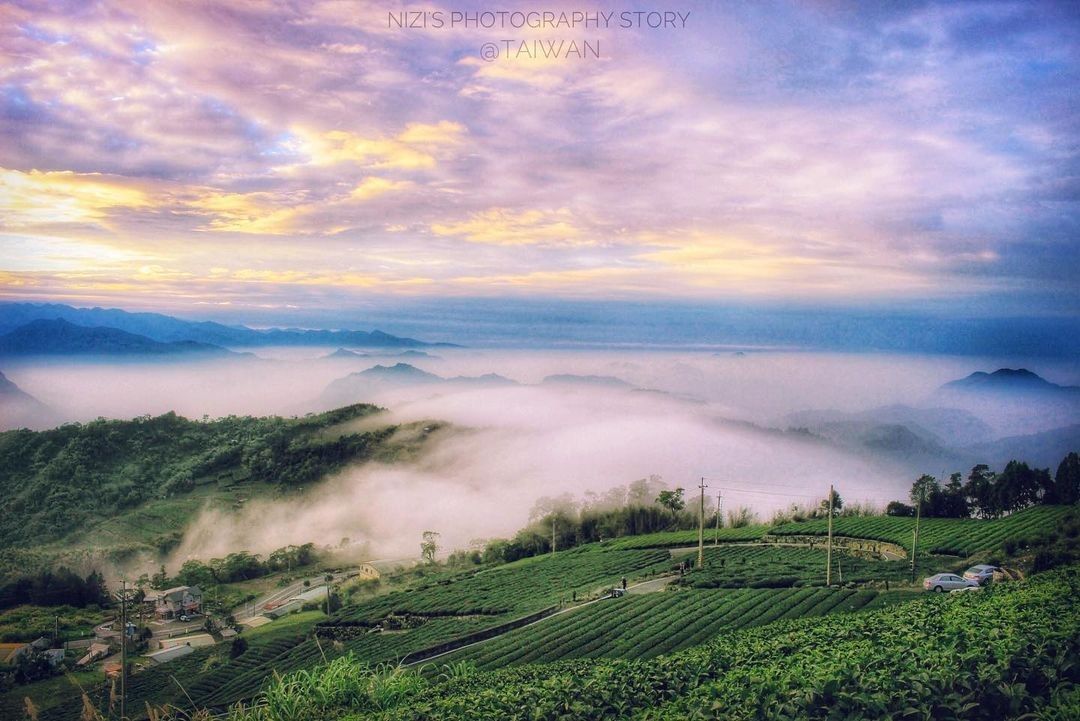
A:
726;506;758;528
995;461;1046;514
819;489;843;517
421;531;440;563
656;488;685;519
942;473;969;518
150;565;168;590
628;475;665;505
175;560;215;588
910;475;945;517
965;464;998;518
1055;452;1080;504
230;636;248;659
886;501;914;517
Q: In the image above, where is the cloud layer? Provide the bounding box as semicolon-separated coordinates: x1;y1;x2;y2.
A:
1;1;1078;315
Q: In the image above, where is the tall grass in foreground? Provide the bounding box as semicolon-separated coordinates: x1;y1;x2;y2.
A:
143;657;429;721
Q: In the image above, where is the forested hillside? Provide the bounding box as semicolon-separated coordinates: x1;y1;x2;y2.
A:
0;404;393;550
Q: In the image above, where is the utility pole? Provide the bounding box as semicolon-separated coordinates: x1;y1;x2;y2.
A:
120;579;127;721
551;516;556;556
697;478;707;569
714;490;722;546
910;482;923;583
826;485;834;586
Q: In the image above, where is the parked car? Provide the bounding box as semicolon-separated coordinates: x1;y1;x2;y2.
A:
178;615;190;622
950;585;982;593
962;564;999;585
923;573;979;592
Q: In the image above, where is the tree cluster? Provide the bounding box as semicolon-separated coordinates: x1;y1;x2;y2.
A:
169;543;320;588
446;477;717;567
887;452;1079;519
0;568;108;610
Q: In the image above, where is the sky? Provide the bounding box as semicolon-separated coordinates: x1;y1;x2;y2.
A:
1;0;1078;331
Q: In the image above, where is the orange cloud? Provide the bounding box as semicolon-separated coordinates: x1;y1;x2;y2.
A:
432;208;587;246
295;121;466;170
0;168;153;228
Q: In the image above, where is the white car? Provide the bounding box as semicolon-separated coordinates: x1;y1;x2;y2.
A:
923;573;978;592
962;564;999;585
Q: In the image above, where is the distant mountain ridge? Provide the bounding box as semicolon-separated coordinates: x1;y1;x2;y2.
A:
0;302;449;348
320;348;440;360
541;374;632;388
0;370;38;403
0;369;55;429
321;363;521;405
942;368;1079;394
0;319;235;357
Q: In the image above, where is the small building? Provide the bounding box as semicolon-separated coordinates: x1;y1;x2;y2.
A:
146;585;203;620
264;599;303;619
356;563;382;580
145;644;195;665
291;585;328;605
0;642;29;666
0;642;64;668
156;634;214;651
76;642;112;667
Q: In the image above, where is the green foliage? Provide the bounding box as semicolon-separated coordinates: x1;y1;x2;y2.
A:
326;548;674;624
598;526;767;549
905;457;1067;520
0;569;108;610
420;531;440;564
443;587;886;671
0;604;106;642
656;488;686;516
231;636;249;659
1056;452;1080;504
333;566;1078;721
0;405;385;548
676;545;919;588
771;504;1075;555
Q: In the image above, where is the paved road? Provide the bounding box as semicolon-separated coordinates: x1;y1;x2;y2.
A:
626;575;677;594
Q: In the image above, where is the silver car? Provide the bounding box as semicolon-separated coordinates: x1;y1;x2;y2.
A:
923;573;978;592
962;564;998;585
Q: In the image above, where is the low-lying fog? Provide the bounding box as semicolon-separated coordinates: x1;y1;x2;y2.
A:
4;349;1079;564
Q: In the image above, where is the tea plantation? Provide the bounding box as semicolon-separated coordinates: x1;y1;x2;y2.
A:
441;587;888;669
333;565;1078;721
9;504;1076;720
770;504;1073;555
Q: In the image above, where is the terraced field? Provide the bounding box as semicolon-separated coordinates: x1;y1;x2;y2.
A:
599;526;768;549
329;547;674;624
19;506;1074;720
770;504;1076;555
676;545;922;588
355;567;1080;721
444;587;881;669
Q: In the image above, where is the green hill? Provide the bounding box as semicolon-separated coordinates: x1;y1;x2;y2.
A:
0;404;426;578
